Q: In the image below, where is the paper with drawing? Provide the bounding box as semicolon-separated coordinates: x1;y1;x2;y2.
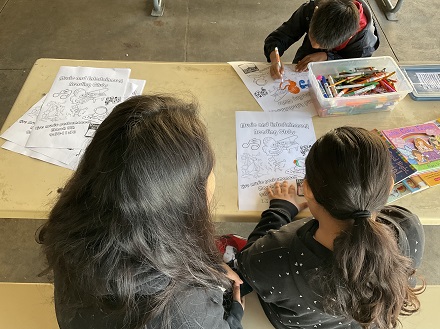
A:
25;66;131;149
229;61;316;116
2;75;145;170
236;111;316;211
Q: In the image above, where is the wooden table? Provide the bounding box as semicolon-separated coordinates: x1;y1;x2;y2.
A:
1;59;440;223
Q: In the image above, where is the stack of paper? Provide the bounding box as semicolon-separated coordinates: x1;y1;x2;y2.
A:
1;66;146;170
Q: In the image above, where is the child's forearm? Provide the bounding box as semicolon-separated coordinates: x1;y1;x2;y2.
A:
243;199;299;250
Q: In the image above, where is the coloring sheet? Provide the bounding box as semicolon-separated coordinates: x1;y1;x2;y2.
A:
236;111;316;211
229;61;316;116
129;79;147;96
2;77;146;170
1;95;47;147
2;141;77;169
26;66;131;149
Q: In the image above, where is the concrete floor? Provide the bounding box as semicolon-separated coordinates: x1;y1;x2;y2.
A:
0;0;439;286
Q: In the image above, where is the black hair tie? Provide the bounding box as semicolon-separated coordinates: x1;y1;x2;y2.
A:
351;210;371;220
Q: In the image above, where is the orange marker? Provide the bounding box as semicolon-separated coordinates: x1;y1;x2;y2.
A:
274;47;283;82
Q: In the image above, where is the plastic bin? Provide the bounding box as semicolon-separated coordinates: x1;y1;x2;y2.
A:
307;56;413;117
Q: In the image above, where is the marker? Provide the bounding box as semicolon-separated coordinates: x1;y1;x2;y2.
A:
330;76;349;86
316;76;328;98
320;76;333;98
347;83;378;95
335;82;377;89
379;79;396;92
274;47;283;82
337;70;380;77
336;88;348;97
326;75;338;97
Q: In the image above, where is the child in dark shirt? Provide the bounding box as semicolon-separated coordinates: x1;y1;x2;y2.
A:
38;95;244;329
238;127;424;329
265;0;380;78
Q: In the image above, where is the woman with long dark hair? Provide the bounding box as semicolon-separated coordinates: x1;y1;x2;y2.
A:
238;126;424;328
39;95;244;329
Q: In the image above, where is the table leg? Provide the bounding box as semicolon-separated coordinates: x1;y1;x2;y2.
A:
380;0;404;21
151;0;165;17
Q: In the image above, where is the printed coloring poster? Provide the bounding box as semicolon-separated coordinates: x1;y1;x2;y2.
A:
2;77;146;170
26;66;131;149
229;61;316;116
236;111;316;211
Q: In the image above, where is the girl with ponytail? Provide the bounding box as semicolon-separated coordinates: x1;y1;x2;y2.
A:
238;126;424;328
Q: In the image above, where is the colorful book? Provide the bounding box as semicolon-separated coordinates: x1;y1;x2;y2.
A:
373;129;417;183
418;169;440;187
387;174;429;203
382;122;440;173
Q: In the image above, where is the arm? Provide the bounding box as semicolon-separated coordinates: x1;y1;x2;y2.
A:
245;199;299;249
225;300;244;329
173;286;244;329
378;205;424;288
237;182;306;301
264;2;312;62
242;181;307;252
379;205;425;268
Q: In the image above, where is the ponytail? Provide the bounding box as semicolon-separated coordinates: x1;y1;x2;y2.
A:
319;215;420;328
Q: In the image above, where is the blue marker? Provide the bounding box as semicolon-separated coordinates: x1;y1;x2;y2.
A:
316;76;328;98
321;76;333;98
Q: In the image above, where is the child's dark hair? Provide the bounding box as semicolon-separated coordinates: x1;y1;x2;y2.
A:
309;0;360;49
41;95;228;329
306;127;422;328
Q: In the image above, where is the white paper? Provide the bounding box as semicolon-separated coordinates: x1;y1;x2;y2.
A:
2;75;146;170
229;61;317;116
1;95;46;146
2;141;77;170
236;111;316;211
26;66;131;149
416;72;440;91
129;79;147;96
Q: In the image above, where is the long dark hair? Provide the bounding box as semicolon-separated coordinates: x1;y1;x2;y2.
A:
41;95;228;328
306;127;422;328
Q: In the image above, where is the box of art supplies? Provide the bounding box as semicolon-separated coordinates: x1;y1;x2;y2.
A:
307;56;413;117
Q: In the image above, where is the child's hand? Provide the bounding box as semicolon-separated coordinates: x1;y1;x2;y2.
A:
267;181;308;212
233;284;245;310
221;263;245;309
270;61;284;80
295;52;328;72
221;263;243;287
269;50;284;80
